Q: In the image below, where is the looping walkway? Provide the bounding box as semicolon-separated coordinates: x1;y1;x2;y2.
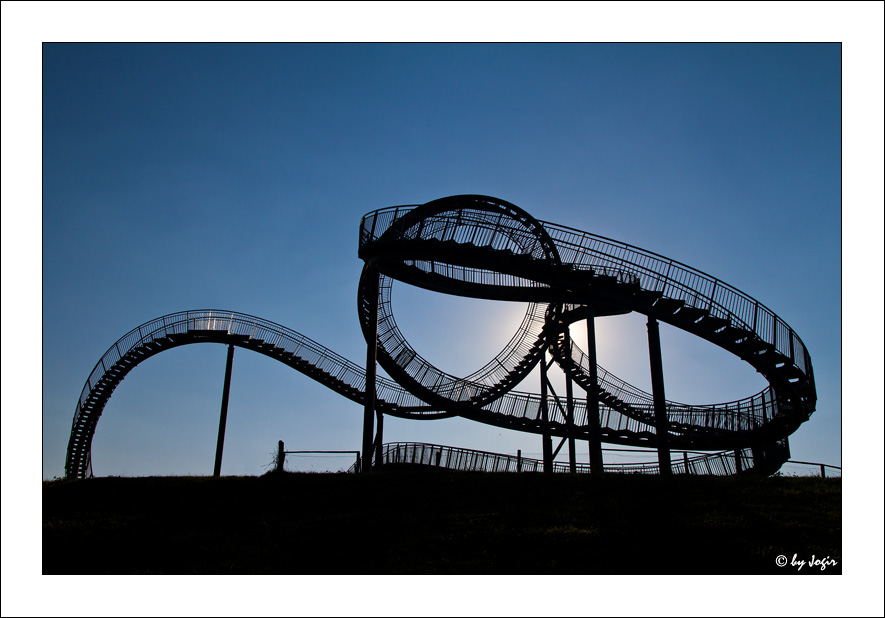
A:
66;195;815;478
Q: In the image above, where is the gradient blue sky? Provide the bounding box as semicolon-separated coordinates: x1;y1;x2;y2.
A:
3;2;883;614
39;41;846;479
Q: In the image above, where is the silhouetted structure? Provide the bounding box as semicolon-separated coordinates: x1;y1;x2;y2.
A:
345;442;763;476
65;195;815;479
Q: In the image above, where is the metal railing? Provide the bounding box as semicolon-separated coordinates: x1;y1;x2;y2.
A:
360;200;556;262
361;203;814;393
368;272;549;402
357;200;815;443
68;197;817;478
66;310;445;478
541;220;814;389
780;460;842;478
348;442;770;476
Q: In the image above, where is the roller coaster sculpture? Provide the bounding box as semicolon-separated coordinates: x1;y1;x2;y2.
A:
65;195;816;478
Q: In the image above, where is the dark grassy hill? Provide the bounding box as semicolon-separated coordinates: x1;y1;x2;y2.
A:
43;469;841;574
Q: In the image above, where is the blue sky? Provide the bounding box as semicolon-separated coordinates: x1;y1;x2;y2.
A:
2;2;883;615
39;42;845;478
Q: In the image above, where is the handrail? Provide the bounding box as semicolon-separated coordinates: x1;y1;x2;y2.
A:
362;203;812;379
348;442;768;476
541;219;813;385
357;196;815;448
65;310;448;478
362;204;812;382
68;195;815;479
781;460;842;477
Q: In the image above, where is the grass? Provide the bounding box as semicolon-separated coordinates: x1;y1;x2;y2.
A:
43;469;841;575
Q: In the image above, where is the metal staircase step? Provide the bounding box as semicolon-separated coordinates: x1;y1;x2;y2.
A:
696;314;728;332
675;306;707;323
735;337;769;354
633;288;663;301
652;297;685;315
719;325;753;342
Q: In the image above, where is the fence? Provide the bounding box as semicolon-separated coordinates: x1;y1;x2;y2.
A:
338;442;836;476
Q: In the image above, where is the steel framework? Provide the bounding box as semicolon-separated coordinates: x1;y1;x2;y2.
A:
65;195;815;478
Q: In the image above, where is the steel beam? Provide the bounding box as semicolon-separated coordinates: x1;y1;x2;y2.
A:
213;343;235;477
362;268;379;472
374;409;384;469
540;346;553;473
564;338;577;473
585;306;604;474
647;317;672;475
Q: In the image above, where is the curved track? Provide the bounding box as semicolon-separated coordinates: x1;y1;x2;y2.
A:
358;195;814;454
66;195;815;478
64;310;446;479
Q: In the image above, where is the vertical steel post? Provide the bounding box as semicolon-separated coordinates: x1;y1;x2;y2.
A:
277;440;284;473
214;344;235;477
586;306;604;475
647;317;672;475
517;449;522;473
820;464;826;478
540;346;553;473
374;410;384;469
683;451;690;475
564;328;577;473
362;268;379;472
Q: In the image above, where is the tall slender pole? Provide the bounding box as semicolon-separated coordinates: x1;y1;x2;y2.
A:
586;306;604;475
214;344;235;477
564;328;577;473
540;345;553;473
647;317;672;475
362;268;379;473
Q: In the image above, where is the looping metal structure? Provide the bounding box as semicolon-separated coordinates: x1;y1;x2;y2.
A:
357;195;815;470
66;195;815;478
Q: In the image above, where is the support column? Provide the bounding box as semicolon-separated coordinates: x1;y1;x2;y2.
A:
214;343;235;477
362;267;379;473
564;328;577;473
585;306;604;475
374;410;384;469
647;317;672;475
540;345;553;473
